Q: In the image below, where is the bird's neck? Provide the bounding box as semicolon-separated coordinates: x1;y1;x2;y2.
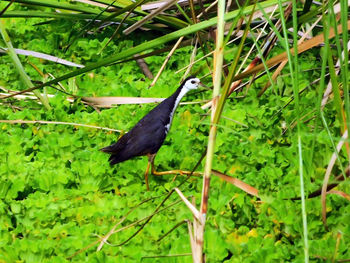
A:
165;86;191;132
172;86;190;111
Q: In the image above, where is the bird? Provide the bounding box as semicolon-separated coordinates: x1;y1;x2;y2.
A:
101;76;203;190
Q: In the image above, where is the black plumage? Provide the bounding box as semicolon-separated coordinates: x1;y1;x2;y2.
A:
101;100;170;164
101;76;201;189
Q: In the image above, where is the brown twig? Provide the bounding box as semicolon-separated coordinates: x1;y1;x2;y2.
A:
312;255;350;262
135;55;154;79
149;36;184;88
327;190;350;201
0;119;120;132
291;168;350;201
156;220;187;242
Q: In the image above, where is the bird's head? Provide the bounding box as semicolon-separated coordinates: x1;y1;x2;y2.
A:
182;76;201;91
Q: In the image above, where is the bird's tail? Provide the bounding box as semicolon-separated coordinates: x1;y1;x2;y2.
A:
100;146;125;165
108;154;121;165
100;145;114;153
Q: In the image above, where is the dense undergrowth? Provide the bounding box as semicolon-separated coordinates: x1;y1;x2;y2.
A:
0;1;349;262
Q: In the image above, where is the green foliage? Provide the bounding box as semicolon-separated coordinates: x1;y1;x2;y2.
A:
0;2;349;262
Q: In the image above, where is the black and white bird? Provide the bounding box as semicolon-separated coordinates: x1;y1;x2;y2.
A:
101;76;203;190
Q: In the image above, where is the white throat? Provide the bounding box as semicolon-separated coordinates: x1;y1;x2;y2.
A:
165;87;191;134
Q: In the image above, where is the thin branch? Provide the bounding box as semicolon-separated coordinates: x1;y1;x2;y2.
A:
123;0;180;35
156;220;187;242
291;167;350;200
149;36;184;88
0;119;120;132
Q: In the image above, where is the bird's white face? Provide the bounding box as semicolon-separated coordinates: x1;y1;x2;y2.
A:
183;77;200;90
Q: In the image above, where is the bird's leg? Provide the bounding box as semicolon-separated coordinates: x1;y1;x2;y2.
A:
144;154;154;191
150;154;202;177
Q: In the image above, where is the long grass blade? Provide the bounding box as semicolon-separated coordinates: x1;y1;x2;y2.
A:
0;47;84;67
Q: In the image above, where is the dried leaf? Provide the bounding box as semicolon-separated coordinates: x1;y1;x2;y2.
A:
212;169;259;198
82;96;164;107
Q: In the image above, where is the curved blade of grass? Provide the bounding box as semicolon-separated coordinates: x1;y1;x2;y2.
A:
326;48;343;131
0;47;84;67
103;0;188;29
320;120;348;229
1;10;142;24
0;10;116;20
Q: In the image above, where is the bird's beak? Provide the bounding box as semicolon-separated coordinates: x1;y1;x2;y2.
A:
199;82;210;90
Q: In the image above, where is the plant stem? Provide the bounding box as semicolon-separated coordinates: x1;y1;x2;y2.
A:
196;0;225;262
277;0;309;260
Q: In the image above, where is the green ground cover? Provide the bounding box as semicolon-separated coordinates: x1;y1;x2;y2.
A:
0;2;349;262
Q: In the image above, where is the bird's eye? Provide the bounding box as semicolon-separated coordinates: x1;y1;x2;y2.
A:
191;80;196;84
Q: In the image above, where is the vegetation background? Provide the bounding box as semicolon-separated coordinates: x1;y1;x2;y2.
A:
0;0;349;262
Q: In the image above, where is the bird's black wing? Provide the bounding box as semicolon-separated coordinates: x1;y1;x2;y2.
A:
124;110;168;155
100;133;128;154
101;96;175;165
101;110;168;164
